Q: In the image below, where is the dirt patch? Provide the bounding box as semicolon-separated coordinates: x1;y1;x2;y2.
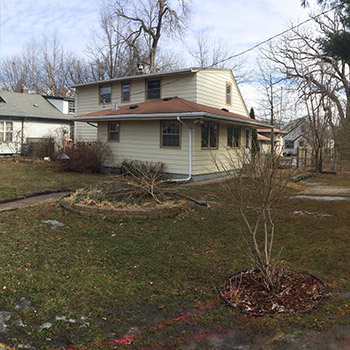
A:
218;269;326;316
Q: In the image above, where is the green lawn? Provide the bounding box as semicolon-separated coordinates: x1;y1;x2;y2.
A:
0;171;350;349
0;161;114;201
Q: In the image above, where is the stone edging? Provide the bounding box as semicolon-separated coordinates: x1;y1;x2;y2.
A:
59;198;184;219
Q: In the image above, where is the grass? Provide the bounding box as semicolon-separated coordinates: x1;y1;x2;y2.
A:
303;174;350;186
0;169;350;349
0;160;114;201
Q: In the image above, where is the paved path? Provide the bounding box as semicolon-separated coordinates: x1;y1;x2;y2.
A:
0;192;70;213
301;185;350;197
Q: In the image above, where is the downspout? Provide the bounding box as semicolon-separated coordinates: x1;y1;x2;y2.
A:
172;116;192;182
73;91;78;144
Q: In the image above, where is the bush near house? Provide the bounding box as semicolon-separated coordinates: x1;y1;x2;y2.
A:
57;141;111;173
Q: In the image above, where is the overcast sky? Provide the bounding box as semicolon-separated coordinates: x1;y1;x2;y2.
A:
0;0;319;109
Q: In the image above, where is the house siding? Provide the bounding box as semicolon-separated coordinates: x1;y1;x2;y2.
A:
99;120;190;175
0;119;71;154
192;123;251;175
75;74;197;142
195;70;249;117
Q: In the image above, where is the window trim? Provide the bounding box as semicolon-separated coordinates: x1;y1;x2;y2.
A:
160;120;182;149
227;125;240;148
225;81;232;107
145;78;161;101
99;84;112;105
108;121;120;142
201;122;219;150
121;81;131;103
245;129;250;148
68;101;75;114
0;120;13;143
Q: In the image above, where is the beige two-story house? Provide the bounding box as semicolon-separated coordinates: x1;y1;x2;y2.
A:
73;68;269;180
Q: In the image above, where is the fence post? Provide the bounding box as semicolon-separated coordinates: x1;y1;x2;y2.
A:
296;147;299;169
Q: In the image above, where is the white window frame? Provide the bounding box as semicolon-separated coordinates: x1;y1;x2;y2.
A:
161;121;181;148
0;121;13;143
108;121;120;142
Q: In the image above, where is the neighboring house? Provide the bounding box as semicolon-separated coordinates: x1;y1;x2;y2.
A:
0;91;73;155
257;128;287;154
282;118;309;156
73;68;270;180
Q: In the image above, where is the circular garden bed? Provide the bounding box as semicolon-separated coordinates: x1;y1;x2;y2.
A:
218;268;326;316
60;197;185;219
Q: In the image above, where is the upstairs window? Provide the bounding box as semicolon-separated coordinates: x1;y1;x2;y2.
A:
122;82;130;102
0;121;13;143
161;121;180;148
146;79;161;100
108;121;120;141
68;101;75;114
100;85;112;104
226;82;232;106
201;122;218;149
245;129;250;148
227;126;240;147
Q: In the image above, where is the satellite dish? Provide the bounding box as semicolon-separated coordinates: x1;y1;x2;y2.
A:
57;152;70;160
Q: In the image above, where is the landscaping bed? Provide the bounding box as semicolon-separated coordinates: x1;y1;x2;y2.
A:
218;269;326;316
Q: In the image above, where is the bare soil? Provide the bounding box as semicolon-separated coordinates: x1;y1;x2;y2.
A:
219;269;326;316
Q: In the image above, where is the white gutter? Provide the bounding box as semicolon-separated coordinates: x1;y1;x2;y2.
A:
171;116;192;183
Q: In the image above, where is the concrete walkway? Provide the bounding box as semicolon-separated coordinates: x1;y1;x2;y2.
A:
301;185;350;197
0;192;70;213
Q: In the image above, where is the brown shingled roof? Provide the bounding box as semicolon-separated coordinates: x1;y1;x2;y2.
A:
76;97;252;122
258;134;271;142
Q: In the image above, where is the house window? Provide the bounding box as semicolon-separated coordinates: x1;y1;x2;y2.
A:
108;122;120;141
122;82;130;102
161;121;181;148
245;129;250;148
299;140;304;147
226;82;232;106
146;79;161;100
227;126;240;147
100;85;112;104
0;121;13;143
285;140;294;149
201;122;218;149
68;101;75;114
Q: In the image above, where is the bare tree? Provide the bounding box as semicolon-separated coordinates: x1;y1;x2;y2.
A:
300;91;334;172
107;0;191;72
188;30;250;84
255;60;286;153
86;10;147;80
0;57;29;92
213;149;294;291
262;11;350;121
0;36;90;97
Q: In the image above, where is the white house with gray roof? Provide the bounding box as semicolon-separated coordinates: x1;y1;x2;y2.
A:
0;91;73;155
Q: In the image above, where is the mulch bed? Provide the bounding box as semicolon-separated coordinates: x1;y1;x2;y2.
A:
218;269;326;316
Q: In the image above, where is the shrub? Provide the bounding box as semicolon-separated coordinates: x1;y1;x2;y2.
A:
120;160;167;203
57;141;111;173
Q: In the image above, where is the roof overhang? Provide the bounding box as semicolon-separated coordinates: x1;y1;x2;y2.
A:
0;115;73;122
74;112;272;128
